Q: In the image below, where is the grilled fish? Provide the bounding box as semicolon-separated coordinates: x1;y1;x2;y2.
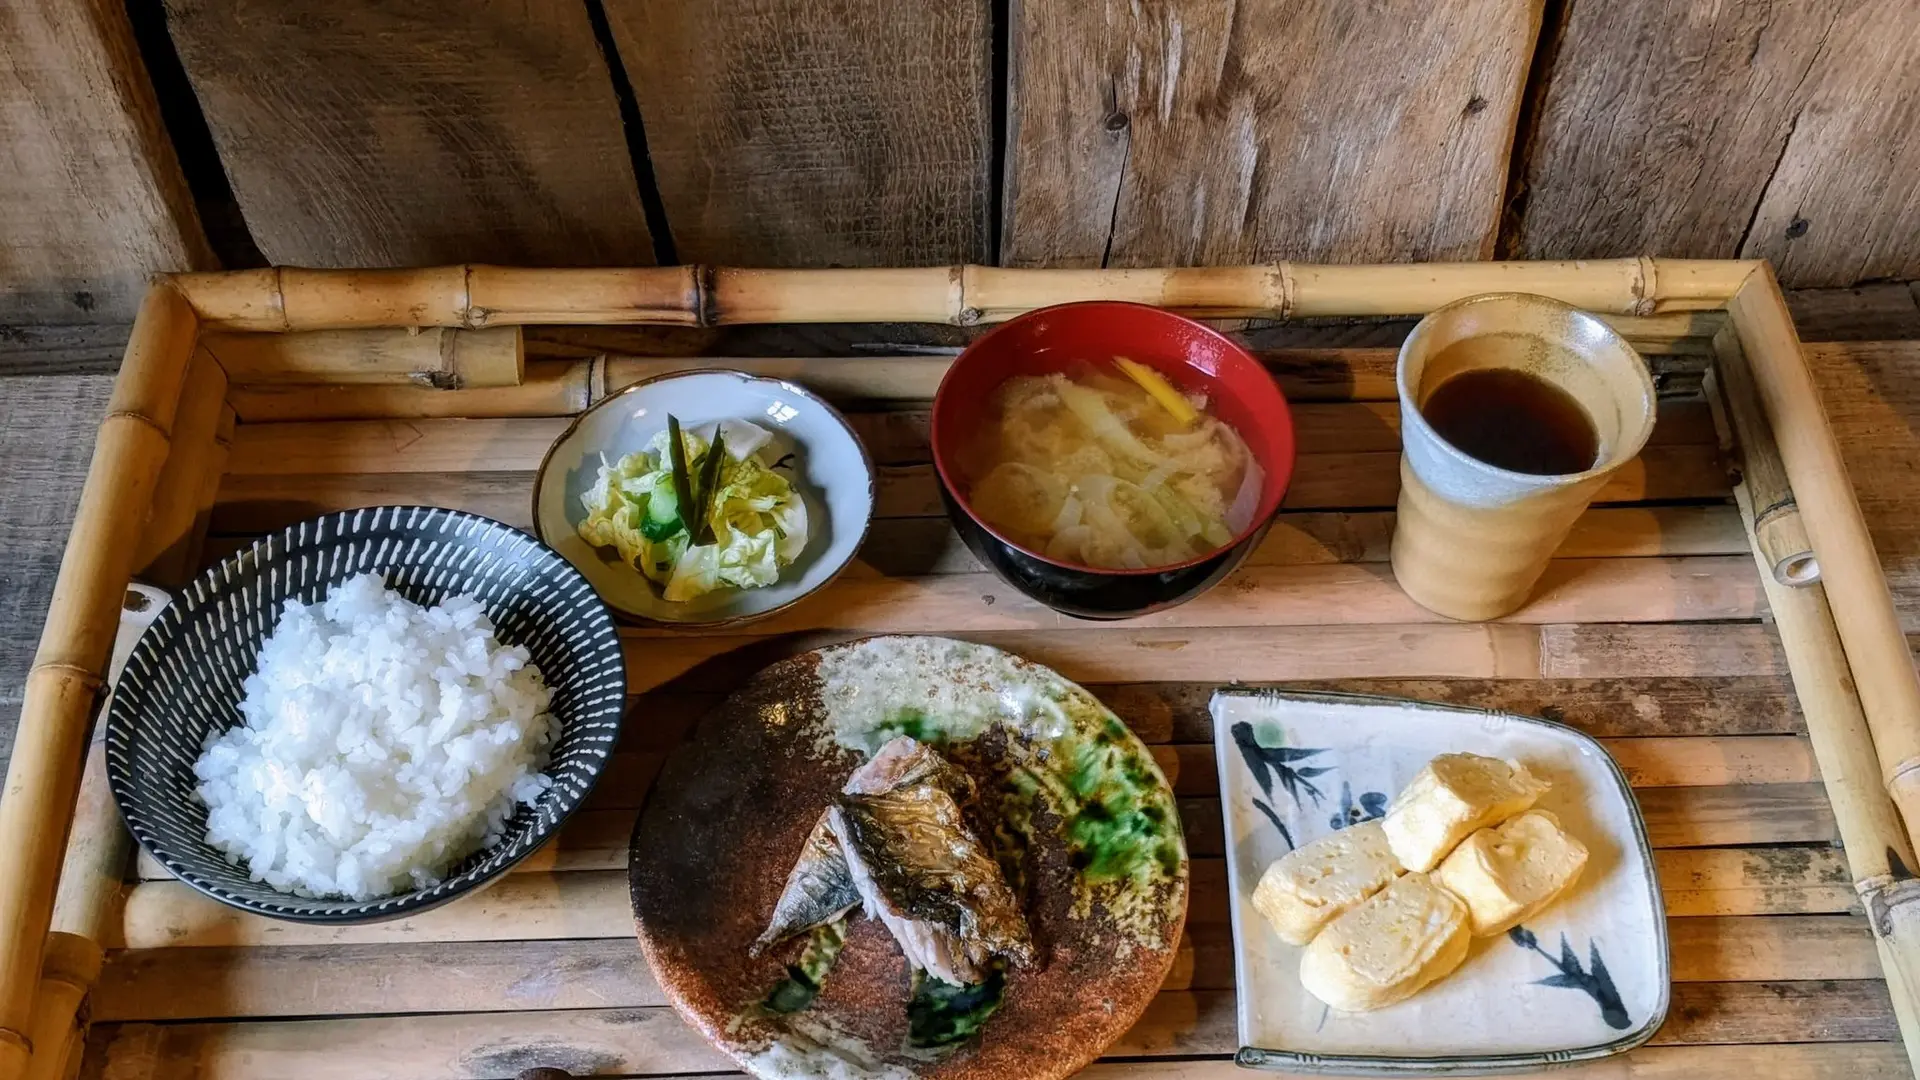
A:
843;735;977;801
755;735;1032;986
751;812;860;956
830;779;1034;985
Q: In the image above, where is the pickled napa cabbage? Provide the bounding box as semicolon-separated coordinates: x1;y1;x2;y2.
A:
578;420;808;601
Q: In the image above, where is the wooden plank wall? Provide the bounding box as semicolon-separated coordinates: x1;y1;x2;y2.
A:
1000;0;1542;266
160;0;656;267
603;0;992;266
5;0;1920;326
0;0;210;324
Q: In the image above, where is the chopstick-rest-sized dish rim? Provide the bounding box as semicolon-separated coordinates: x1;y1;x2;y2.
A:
103;505;628;924
531;367;876;628
1211;688;1669;1077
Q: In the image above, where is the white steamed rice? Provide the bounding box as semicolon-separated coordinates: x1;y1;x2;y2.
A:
193;572;558;900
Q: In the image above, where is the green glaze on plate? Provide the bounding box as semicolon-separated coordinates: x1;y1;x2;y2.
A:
631;635;1189;1080
762;918;850;1014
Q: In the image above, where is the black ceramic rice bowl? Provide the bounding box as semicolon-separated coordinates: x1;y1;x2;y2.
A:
105;506;627;923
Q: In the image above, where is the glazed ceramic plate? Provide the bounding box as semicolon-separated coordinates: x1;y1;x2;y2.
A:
532;369;874;625
1212;690;1668;1075
630;636;1189;1080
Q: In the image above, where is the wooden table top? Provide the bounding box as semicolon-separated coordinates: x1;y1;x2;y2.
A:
9;337;1920;1079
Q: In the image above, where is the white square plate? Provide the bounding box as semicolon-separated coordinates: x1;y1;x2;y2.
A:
1212;690;1669;1075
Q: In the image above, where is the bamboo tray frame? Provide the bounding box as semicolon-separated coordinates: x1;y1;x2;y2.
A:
6;257;1920;1079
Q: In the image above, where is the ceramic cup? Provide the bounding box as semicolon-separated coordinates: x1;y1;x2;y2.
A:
1390;293;1656;621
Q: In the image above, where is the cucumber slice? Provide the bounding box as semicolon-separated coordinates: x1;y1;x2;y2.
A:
640;485;683;540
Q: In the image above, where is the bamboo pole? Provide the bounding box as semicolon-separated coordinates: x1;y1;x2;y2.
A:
465;267;702;328
173;260;1759;332
22;582;171;1080
226;358;594;422
1708;329;1818;585
1284;258;1751;317
956;265;1283;323
1728;263;1920;846
131;349;228;585
0;281;198;1074
19;934;98;1080
172;266;703;332
202;327;524;388
711;267;962;324
1708;340;1920;1074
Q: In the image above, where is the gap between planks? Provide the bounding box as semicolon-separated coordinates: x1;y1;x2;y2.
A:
209;444;1731;530
611;620;1792;697
219;348;1719;422
137;772;1832;881
116;846;1858;953
92;914;1883;1023
218;399;1717;474
78;1005;1907;1080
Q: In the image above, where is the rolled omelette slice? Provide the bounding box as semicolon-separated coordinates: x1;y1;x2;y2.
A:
1433;808;1589;937
1252;820;1403;946
1381;753;1549;872
1298;872;1471;1012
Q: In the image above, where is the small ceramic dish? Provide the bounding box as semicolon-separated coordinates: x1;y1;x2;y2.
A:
533;369;874;626
929;301;1296;620
1211;689;1669;1076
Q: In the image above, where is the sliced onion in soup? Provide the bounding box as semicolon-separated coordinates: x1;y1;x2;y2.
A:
972;462;1068;539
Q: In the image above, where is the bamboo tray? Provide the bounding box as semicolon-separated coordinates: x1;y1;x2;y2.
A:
6;259;1920;1080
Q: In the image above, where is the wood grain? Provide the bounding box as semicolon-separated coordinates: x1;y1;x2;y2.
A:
93;914;1880;1022
1113;677;1804;741
73;987;1904;1078
602;0;990;266
0;0;209;323
207;443;1731;533
1513;0;1920;287
1510;0;1835;263
162;0;653;267
71;1034;1920;1080
115;846;1859;951
1804;341;1920;634
0;376;116;764
1740;0;1920;284
1002;0;1541;266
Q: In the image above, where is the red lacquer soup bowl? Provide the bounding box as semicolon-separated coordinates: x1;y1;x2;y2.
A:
930;301;1296;619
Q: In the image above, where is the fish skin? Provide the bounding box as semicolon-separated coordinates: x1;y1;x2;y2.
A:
753;735;1033;984
843;735;976;802
750;812;861;956
830;782;1034;986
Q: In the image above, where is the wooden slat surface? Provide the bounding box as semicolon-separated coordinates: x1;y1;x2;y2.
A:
93;913;1884;1022
73;1039;1918;1080
80;338;1920;1078
78;988;1906;1080
134;749;1827;880
211;440;1731;532
163;0;655;267
116;846;1860;953
603;0;989;266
